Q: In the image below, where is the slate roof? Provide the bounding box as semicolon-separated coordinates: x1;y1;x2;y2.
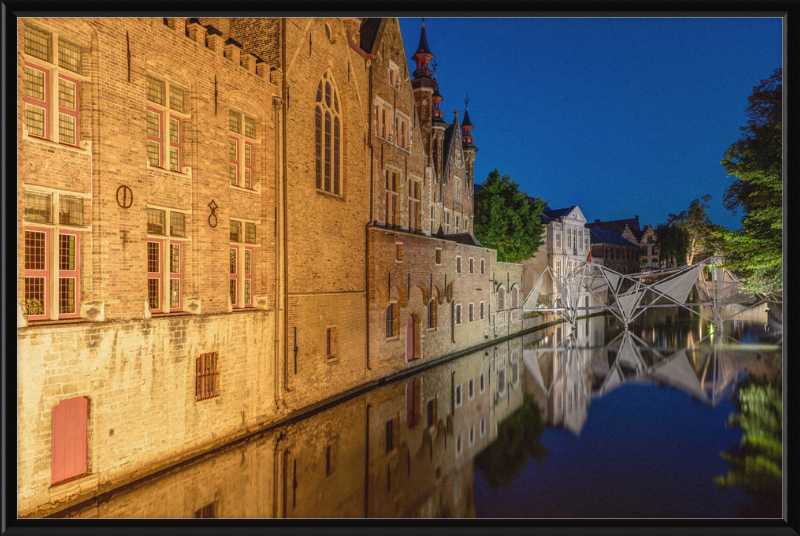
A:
542;206;578;219
443;233;483;247
441;113;460;182
589;229;640;248
359;18;382;54
461;106;473;128
413;19;433;56
584;217;642;241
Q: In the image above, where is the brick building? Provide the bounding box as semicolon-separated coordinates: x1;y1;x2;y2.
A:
588;228;641;275
584;216;659;270
16;17;524;517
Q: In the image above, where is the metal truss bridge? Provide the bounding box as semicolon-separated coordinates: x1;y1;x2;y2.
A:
522;256;778;330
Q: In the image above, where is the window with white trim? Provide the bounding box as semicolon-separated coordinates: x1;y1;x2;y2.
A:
146;75;186;172
230;218;257;309
22;24;84;147
315;71;342;195
555;232;561;249
468;303;474;323
469;258;474;274
146;206;188;313
23;189;86;321
395;113;409;150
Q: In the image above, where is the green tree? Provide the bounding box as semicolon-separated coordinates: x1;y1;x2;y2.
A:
474;394;549;490
654;222;691;268
473;170;546;263
715;379;782;518
717;69;782;296
666;195;724;264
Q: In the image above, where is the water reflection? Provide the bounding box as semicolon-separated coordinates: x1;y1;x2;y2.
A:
55;306;781;519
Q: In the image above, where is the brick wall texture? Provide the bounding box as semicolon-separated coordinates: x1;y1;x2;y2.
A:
16;17;526;517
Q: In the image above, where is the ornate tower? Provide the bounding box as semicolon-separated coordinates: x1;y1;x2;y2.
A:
461;95;478;199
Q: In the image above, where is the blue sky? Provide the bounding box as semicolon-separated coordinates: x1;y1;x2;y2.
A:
398;18;782;230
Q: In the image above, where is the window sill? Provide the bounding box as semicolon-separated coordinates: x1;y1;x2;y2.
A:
229;184;258;193
316;189;345;202
22;134;89;154
149;312;192;318
22;318;91;328
231;307;259;313
386;336;399;342
147;165;187;175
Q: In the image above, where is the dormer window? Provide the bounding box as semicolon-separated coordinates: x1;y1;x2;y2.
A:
388;61;400;88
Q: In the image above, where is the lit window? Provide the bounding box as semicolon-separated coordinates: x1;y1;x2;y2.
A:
24;24;52;62
229;109;256;188
146;76;184;171
147;240;162;312
245;222;256;244
147;208;166;235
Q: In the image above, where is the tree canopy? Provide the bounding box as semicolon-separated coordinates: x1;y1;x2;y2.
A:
665;195;725;264
653;222;691;268
473;170;546;263
717;68;782;296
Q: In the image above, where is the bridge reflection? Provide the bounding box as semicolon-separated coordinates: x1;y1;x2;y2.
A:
54;309;780;519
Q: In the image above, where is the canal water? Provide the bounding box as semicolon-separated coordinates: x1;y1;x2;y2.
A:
56;305;782;519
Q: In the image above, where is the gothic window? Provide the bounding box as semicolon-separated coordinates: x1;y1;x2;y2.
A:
315;71;342;195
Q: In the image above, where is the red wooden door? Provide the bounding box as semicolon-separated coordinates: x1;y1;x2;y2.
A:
51;396;87;484
406;316;414;361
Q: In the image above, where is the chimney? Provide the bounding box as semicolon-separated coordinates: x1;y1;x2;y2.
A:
635;215;639;222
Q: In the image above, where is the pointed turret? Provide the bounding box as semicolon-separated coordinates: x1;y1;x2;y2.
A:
461;94;477;152
411;18;434;75
431;76;445;123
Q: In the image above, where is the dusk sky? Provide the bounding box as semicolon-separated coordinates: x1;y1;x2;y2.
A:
398;17;782;230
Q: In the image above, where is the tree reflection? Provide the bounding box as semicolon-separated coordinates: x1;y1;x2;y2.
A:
474;394;548;490
715;378;782;517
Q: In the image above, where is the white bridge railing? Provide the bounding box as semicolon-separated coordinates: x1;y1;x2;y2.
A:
522;257;775;329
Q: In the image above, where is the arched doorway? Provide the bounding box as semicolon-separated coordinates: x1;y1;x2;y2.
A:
406;316;415;361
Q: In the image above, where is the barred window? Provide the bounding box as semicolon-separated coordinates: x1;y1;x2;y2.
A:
25;105;46;138
244;115;255;138
25;191;52;223
230;249;237;274
169;85;183;113
57;38;82;73
147;208;165;235
229;278;237;305
245;222;256;244
229;110;241;133
25;230;46;270
147;241;160;273
170;212;185;237
230;221;241;242
58;114;75;145
59;196;83;226
24;25;52;62
148;278;160;310
25;278;46;315
147;76;165;105
24;66;45;101
196;352;218;401
59;278;76;314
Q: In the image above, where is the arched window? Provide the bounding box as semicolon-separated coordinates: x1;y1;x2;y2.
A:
315;71;341;195
498;288;505;311
428;299;436;329
512;288;518;309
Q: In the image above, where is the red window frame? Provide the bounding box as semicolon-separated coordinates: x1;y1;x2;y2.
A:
24;227;50;321
244;141;254;189
24;62;49;140
58;73;80;147
168;115;181;172
169;240;182;312
147;239;163;313
230;246;239;308
146;106;163;167
229;136;239;186
196;352;218;401
244;247;254;307
58;230;80;319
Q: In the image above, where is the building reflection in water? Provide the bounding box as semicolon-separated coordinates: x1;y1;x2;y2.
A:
55;309;780;519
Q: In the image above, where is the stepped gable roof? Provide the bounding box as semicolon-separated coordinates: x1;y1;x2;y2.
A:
359;18;382;53
589;229;640;248
584;217;642;241
443;233;483;247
